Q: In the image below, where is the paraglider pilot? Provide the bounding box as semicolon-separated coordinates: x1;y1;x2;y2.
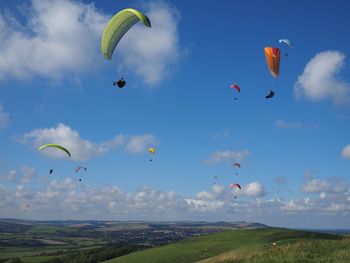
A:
113;77;126;88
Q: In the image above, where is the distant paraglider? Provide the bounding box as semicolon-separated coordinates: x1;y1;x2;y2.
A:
113;77;126;88
278;39;293;48
75;166;87;182
148;147;156;162
265;90;275;99
279;39;293;57
211;176;218;184
75;166;87;173
23;203;30;213
230;84;241;100
233;163;241;168
49;169;53;175
230;183;241;199
38;144;71;158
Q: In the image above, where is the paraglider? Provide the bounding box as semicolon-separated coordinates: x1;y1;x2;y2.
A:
49;169;53;175
279;39;293;48
38;144;71;158
230;84;241;100
113;77;126;88
264;47;280;99
211;176;218;184
23;203;30;213
279;39;293;57
230;183;241;199
75;166;87;182
148;147;156;162
75;166;87;173
265;90;275;99
101;8;151;88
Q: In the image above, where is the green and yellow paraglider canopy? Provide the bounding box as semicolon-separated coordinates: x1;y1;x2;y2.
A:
101;8;151;60
38;144;71;158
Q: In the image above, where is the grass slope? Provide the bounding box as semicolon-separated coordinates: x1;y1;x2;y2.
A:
104;228;342;263
237;238;350;263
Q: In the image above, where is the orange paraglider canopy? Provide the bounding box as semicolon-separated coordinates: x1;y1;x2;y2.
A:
264;47;280;78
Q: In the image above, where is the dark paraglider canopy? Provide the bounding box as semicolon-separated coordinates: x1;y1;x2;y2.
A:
49;169;53;174
233;163;241;168
265;90;275;99
113;77;126;88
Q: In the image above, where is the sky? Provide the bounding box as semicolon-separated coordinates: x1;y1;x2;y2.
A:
0;0;350;229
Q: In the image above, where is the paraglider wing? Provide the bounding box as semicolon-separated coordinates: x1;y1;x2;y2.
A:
148;147;156;154
230;84;241;92
230;183;241;190
264;47;280;78
38;144;71;158
233;163;241;168
101;8;151;60
265;90;275;99
279;39;293;48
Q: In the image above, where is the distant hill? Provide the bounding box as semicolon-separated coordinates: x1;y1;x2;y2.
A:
0;218;269;233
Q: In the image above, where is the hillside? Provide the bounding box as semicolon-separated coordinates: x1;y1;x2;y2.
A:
104;228;346;263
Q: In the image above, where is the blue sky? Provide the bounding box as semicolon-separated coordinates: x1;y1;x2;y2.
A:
0;0;350;228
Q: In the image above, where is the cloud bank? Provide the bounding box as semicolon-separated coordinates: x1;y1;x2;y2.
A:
17;123;158;161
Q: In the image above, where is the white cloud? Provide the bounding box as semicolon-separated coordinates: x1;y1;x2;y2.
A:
0;104;9;131
0;0;106;80
124;134;158;154
20;165;36;184
341;144;350;160
294;50;350;105
205;149;250;165
0;177;350;222
3;170;16;181
17;123;158;161
304;170;316;180
275;119;303;129
117;2;181;86
282;198;310;212
196;185;225;201
275;119;317;129
274;176;286;185
302;178;349;194
212;129;230;140
323;203;348;212
241;181;265;197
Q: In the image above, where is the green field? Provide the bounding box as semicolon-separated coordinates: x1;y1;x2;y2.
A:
104;228;346;263
1;226;349;263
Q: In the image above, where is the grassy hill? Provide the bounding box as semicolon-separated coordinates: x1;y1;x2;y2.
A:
104;228;347;263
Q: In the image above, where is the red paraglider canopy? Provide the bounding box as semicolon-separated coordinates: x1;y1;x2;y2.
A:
230;183;241;190
230;84;241;92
